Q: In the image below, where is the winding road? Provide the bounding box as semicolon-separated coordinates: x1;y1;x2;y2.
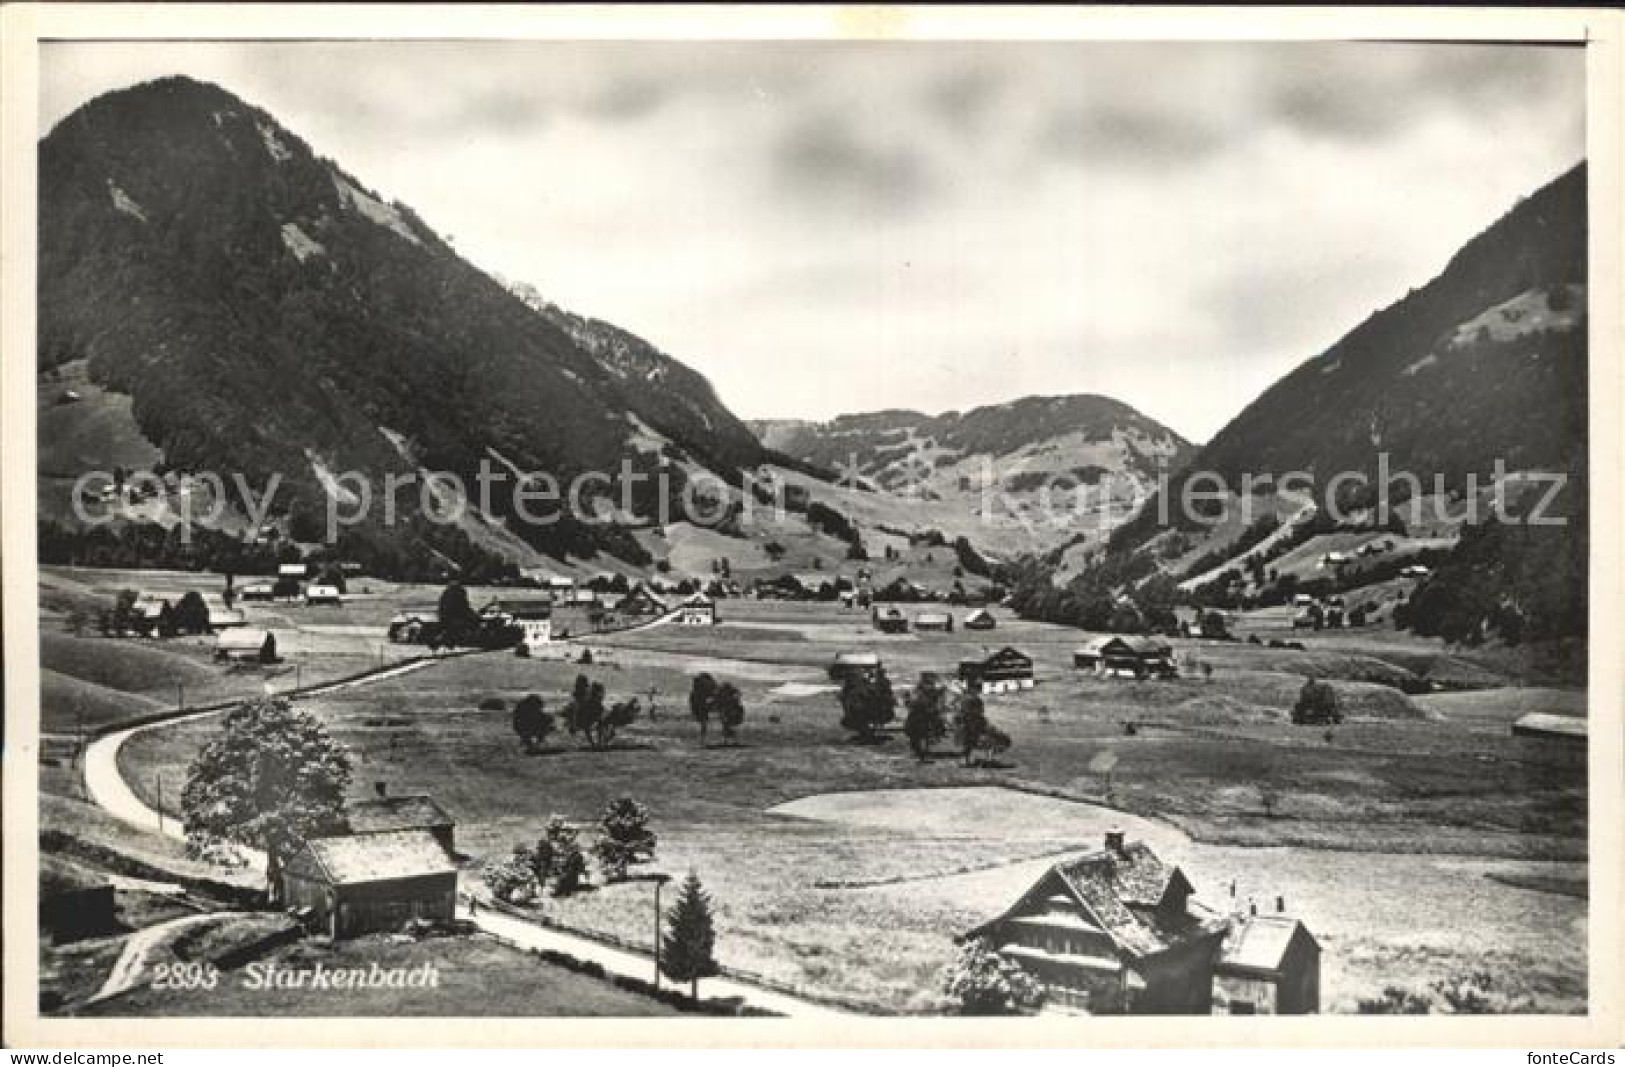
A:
80;649;850;1017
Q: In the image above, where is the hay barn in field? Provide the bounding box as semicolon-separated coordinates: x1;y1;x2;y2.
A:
280;829;458;940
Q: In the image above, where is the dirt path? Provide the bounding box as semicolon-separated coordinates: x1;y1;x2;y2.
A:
88;912;229;1003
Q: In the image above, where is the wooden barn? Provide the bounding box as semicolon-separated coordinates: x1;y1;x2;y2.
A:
279;829;458;940
1213;911;1321;1015
965;832;1229;1014
957;647;1035;694
615;583;670;618
1074;636;1177;678
872;606;910;634
215;627;273;662
828;651;882;683
347;790;457;856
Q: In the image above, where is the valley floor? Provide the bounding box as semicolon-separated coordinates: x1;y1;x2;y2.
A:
37;574;1588;1015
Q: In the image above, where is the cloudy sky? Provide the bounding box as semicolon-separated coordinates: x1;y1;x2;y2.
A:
41;40;1585;441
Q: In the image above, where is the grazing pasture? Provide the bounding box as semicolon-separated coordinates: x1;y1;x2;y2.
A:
111;597;1586;1013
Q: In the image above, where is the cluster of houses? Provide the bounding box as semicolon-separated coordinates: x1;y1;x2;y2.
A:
238;562;346;605
387;584;719;651
967;831;1320;1015
828;645;1037;697
871;605;997;635
276;786;461;940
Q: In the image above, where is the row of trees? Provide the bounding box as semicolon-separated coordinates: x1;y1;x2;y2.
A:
509;676;642;752
839;668;1013;766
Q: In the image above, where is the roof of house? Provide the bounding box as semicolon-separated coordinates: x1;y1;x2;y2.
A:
209;608;248;627
972;838;1212;959
215;627;271;651
484;598;553;619
290;829;457;886
679;591;715;608
278;563;308;575
1217;914;1317;978
832;651;881;667
1512;712;1587;740
346;795;455;834
1077;635;1171;656
962;646;1033;669
965;608;995;622
915;611;953;624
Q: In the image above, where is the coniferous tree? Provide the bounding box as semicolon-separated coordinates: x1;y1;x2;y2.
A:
660;872;719;1000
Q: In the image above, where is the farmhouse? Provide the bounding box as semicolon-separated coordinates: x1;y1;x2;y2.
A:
957;647;1035;694
964;607;997;631
482;598;553;650
132;595;170;625
1212;911;1322;1014
215;627;274;662
1511;712;1587;745
279;829;458;940
40;856;116;943
615;583;670;617
872;606;910;634
304;584;343;606
388;606;438;643
966;832;1229;1014
521;567;574;592
915;610;955;633
240;581;277;602
1074;636;1177;678
828;651;882;683
671;591;718;626
347;790;457;855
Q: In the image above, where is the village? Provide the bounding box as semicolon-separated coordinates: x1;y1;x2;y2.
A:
37;552;1587;1018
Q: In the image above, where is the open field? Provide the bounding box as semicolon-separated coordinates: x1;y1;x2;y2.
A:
79;931;678;1017
106;595;1587;1013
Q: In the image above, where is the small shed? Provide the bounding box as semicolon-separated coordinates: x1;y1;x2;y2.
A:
304;584;344;606
915;611;955;633
964;608;997;631
279;829;458;940
215;627;273;662
209;606;248;630
1213;913;1321;1015
278;562;309;578
240;581;277;602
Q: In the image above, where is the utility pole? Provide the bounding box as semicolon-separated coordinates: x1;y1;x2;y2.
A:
156;774;164;834
177;682;185;711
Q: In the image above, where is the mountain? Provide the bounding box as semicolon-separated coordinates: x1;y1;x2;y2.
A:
38;76;768;577
1014;162;1589;643
750;395;1195;552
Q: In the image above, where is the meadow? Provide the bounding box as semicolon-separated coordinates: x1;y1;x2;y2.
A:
102;595;1588;1013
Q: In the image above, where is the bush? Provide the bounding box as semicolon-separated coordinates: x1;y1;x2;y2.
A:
1291;678;1342;725
941;939;1045;1015
1357;986;1432;1014
478;696;506;712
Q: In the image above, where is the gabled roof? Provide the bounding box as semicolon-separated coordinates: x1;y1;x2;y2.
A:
483;598;553;619
1217;914;1318;978
287;829;457;886
679;591;715;608
1078;635;1170;656
972;838;1212;960
215;627;271;651
346;795;454;834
